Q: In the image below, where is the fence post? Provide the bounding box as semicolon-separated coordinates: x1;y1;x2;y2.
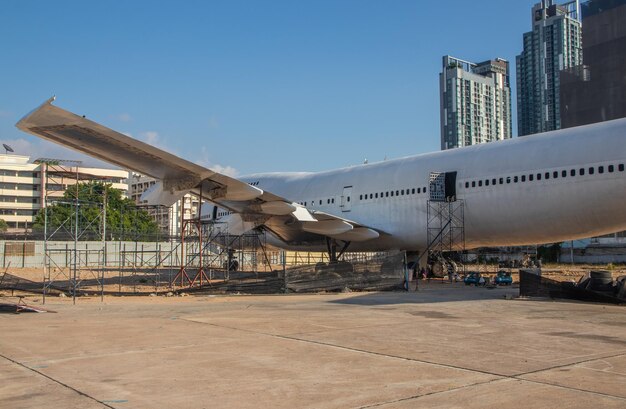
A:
403;252;409;292
282;250;287;293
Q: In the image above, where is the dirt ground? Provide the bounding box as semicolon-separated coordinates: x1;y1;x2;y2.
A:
476;263;626;284
1;263;624;298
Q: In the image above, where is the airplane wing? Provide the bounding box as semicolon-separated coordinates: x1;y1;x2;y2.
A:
16;97;382;244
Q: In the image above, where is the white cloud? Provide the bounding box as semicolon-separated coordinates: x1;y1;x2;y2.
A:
116;113;132;122
141;131;160;145
138;130;183;157
211;163;238;177
194;146;238;177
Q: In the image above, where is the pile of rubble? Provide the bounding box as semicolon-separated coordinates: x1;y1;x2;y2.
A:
520;269;626;304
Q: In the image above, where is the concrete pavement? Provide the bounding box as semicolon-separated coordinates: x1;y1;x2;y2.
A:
1;283;625;408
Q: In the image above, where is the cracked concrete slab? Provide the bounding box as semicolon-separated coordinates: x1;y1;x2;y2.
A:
373;378;626;409
1;284;625;408
519;354;626;398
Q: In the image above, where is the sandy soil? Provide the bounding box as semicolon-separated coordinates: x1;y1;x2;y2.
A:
1;263;624;298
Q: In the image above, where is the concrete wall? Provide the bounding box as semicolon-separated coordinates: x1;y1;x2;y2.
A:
0;240;181;269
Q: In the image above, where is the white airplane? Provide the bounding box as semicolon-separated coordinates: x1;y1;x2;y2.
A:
16;97;626;262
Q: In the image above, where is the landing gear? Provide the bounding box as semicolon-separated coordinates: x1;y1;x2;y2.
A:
326;238;351;263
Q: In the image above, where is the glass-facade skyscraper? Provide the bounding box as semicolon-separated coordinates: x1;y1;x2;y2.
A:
516;0;583;136
560;0;626;129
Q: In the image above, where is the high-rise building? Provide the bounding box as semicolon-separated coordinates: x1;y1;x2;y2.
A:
0;154;128;231
517;0;583;136
560;0;626;248
440;56;512;150
560;0;626;128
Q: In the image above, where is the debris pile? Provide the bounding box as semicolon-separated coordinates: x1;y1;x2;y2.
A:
520;269;626;304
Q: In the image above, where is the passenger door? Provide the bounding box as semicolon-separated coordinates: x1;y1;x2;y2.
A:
341;186;353;212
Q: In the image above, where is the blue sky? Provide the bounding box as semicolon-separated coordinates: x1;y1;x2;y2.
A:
1;1;539;175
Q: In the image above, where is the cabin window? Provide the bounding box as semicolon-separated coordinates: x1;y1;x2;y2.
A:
359;195;363;200
390;191;394;197
347;197;350;202
396;190;399;196
374;193;378;199
417;188;421;194
580;168;585;176
599;166;604;174
521;175;526;182
412;188;416;194
513;176;518;183
609;165;615;173
472;181;476;188
537;173;542;181
486;179;490;186
553;171;558;178
620;164;625;172
562;170;567;178
369;194;373;199
492;178;496;185
401;190;405;195
571;169;575;177
499;178;504;185
545;172;550;180
529;174;534;181
320;200;323;205
589;167;595;175
506;177;511;184
423;187;427;193
386;192;389;197
478;181;483;187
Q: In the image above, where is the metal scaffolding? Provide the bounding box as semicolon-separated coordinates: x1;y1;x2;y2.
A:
41;160;106;304
170;193;277;289
423;171;466;278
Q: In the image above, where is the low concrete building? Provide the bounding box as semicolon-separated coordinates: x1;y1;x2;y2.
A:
0;154;128;231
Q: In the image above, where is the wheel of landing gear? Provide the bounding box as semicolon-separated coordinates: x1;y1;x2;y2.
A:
432;261;445;278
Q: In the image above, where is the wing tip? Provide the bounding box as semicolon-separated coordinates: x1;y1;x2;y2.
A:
15;96;57;130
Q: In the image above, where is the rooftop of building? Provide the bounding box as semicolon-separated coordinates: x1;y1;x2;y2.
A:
0;154;128;178
442;56;509;78
533;0;581;22
0;154;31;166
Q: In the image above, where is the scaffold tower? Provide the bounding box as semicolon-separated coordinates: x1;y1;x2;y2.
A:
425;172;466;276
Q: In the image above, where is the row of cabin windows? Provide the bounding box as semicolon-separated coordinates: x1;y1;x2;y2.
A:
297;197;337;207
464;164;625;189
359;186;427;201
217;211;233;217
248;181;260;186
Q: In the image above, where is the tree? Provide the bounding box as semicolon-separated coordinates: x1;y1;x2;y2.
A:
0;219;8;232
33;181;160;241
537;243;562;263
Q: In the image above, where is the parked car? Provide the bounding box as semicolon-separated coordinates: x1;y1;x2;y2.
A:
495;270;513;285
464;272;483;286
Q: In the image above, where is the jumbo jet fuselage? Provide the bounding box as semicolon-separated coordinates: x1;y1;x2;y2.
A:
211;118;626;252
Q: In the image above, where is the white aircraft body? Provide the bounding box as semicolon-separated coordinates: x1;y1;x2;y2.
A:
16;98;626;258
